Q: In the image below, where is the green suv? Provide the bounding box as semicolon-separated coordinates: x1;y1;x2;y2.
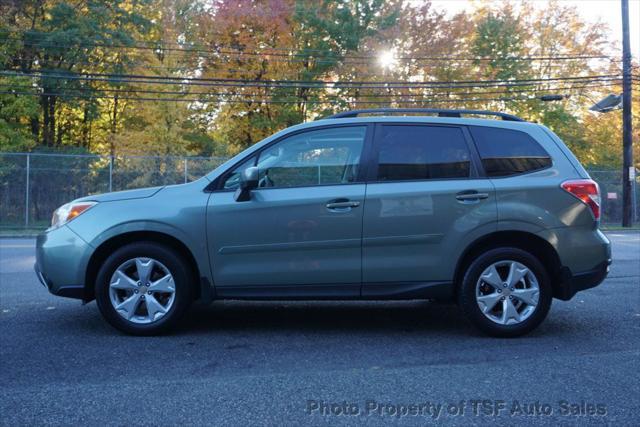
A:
35;109;611;337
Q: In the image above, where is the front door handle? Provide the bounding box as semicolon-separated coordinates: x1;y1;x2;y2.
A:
326;199;361;210
456;191;489;201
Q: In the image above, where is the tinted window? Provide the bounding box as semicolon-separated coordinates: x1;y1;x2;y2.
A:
469;126;551;177
255;126;366;188
376;125;471;181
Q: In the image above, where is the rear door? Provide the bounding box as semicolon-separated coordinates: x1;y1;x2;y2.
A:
361;123;497;291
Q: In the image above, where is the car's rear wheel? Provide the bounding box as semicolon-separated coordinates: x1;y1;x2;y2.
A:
458;247;552;337
95;242;193;335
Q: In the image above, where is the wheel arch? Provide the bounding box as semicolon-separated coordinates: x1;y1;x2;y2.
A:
85;231;204;302
453;230;563;298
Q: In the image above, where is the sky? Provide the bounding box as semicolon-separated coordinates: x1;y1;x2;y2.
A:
428;0;640;58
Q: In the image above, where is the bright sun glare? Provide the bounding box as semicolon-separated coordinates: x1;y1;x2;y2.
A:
378;49;397;70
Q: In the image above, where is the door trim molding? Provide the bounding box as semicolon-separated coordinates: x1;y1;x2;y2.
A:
363;233;444;247
218;238;361;255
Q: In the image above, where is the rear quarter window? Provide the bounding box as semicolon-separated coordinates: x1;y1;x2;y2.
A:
469;126;552;177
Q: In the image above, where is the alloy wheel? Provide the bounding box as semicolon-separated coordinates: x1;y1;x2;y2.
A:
475;260;540;326
109;257;176;324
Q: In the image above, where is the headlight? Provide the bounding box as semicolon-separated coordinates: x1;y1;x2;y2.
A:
50;201;97;229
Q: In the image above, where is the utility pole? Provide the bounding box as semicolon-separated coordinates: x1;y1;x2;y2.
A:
621;0;634;227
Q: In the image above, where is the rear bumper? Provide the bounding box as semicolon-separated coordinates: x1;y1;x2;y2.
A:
35;225;93;300
555;258;612;301
537;227;611;300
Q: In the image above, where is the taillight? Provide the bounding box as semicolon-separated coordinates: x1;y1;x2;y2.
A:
561;179;601;220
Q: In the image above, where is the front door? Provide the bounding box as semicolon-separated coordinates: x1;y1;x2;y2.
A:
207;125;369;297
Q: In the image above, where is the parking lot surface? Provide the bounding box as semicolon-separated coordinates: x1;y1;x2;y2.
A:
1;232;638;425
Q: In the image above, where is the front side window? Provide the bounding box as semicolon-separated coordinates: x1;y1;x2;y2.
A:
255;126;366;188
376;125;471;181
469;126;552;177
222;156;256;190
223;126;366;190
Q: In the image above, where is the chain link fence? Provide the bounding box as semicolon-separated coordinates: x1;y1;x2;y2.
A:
0;152;638;230
0;153;227;229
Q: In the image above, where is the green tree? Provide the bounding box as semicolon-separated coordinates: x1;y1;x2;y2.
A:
0;0;633;173
1;0;155;148
471;5;531;81
0;77;39;151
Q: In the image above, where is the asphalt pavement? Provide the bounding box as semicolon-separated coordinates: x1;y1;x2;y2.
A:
0;232;639;426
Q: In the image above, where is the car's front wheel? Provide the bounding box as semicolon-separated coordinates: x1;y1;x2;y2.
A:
458;247;552;337
95;242;193;335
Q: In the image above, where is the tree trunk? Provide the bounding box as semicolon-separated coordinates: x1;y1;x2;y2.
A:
82;105;89;149
30;116;39;144
41;95;57;147
56;121;62;146
41;95;49;146
48;96;56;147
110;95;119;156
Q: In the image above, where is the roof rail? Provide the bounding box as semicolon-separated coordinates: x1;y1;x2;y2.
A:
323;108;525;122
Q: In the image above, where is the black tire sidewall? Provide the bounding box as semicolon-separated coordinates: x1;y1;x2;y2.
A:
458;247;552;338
95;242;193;335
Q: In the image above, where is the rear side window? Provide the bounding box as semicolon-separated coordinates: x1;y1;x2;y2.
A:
376;125;471;181
469;126;551;177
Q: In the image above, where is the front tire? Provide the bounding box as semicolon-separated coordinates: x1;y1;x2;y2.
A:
458;247;552;337
95;242;193;335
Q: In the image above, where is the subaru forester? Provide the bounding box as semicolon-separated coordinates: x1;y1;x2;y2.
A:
35;108;611;337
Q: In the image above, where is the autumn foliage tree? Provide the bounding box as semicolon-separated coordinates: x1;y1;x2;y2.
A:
0;0;637;168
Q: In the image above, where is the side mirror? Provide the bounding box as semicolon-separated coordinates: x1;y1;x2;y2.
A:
234;166;259;202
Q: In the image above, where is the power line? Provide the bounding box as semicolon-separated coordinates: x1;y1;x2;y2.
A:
0;81;621;99
0;58;595;76
0;70;622;89
11;34;615;60
3;35;619;63
7;32;621;61
0;89;552;105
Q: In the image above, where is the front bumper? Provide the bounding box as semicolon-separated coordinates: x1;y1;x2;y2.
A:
35;225;93;300
34;262;85;299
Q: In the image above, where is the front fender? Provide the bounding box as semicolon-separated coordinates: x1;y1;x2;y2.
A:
85;220;211;285
66;182;213;299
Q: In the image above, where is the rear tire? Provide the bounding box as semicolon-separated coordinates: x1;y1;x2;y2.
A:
95;242;193;335
458;247;552;337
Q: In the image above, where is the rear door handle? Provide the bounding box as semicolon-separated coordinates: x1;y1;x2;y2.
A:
326;199;360;210
456;191;489;201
